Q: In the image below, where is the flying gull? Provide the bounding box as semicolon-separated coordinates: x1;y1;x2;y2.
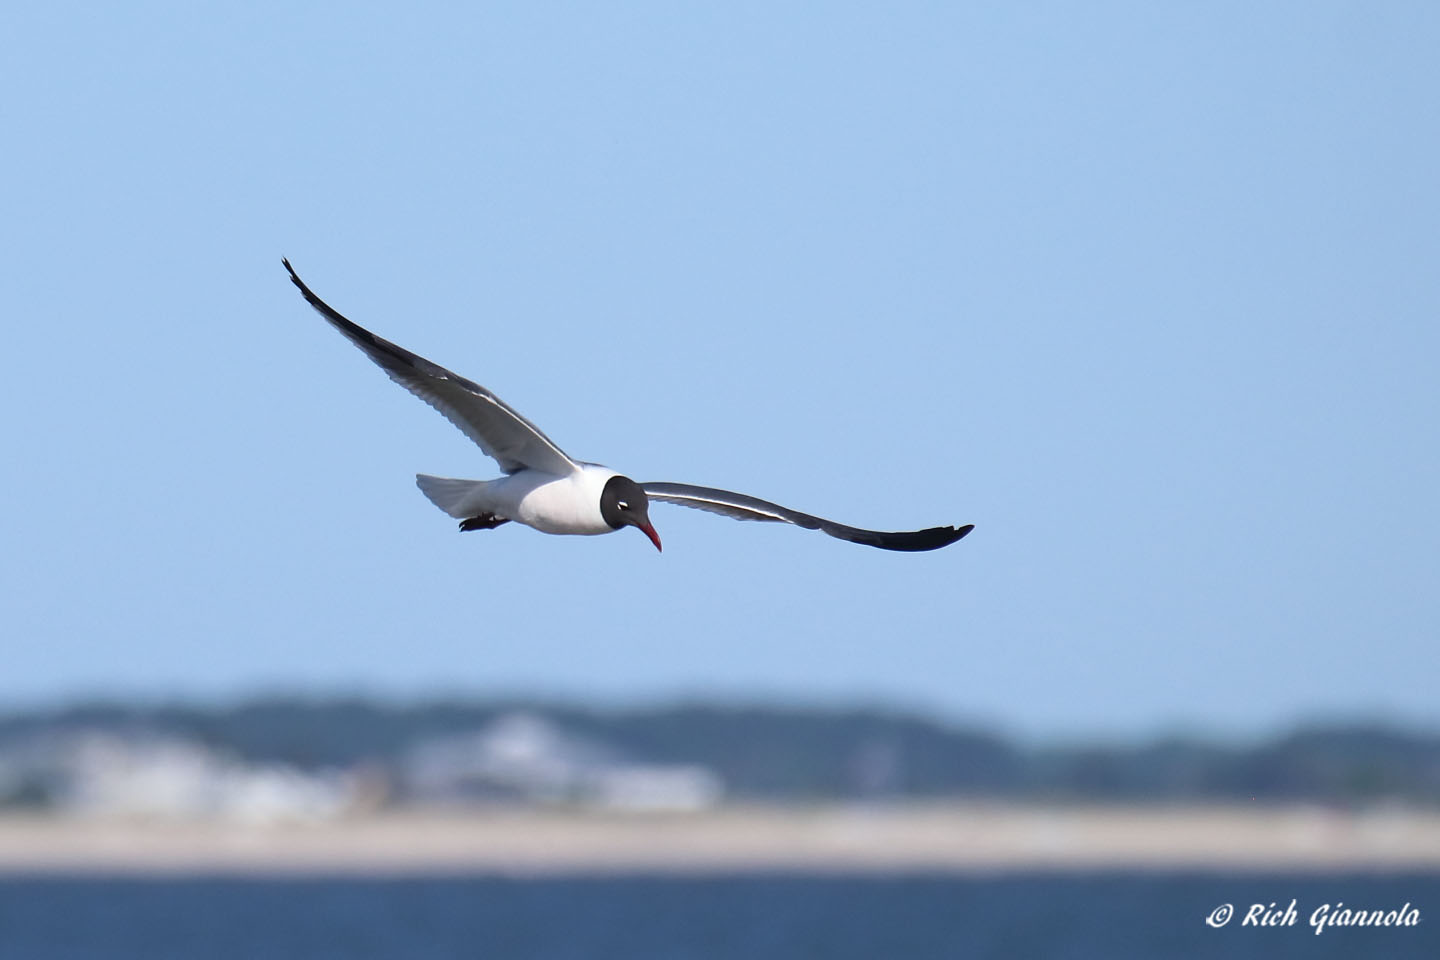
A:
284;260;973;552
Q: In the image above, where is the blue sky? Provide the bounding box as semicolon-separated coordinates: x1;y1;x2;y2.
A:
3;2;1436;739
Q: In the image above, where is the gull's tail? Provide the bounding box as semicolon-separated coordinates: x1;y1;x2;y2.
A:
415;474;487;519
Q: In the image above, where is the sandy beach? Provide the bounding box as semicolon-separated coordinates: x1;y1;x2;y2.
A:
2;804;1439;875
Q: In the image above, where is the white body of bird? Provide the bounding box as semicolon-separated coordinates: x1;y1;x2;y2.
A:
417;464;621;536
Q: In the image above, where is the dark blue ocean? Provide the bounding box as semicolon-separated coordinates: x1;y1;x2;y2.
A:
1;872;1434;959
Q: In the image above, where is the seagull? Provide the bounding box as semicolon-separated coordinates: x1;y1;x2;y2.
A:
283;260;973;553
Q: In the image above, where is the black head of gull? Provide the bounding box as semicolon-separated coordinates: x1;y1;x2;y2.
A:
599;476;662;552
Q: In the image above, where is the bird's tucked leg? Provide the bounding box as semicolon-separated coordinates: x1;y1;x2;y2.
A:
459;513;511;532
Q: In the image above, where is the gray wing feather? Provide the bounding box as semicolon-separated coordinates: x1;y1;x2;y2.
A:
642;482;973;552
284;260;577;476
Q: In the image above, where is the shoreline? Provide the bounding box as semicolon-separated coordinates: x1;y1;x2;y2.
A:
2;804;1439;875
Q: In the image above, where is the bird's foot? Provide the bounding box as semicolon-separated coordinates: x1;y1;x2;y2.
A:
459;513;510;532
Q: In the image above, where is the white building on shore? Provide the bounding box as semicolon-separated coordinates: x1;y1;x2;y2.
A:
0;730;354;821
402;712;722;811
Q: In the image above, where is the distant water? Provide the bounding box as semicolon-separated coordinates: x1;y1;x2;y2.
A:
1;872;1435;959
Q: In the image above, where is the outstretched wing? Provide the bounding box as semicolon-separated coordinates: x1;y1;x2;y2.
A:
642;482;973;552
284;260;578;476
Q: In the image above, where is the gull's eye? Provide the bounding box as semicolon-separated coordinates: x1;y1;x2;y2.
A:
617;501;629;511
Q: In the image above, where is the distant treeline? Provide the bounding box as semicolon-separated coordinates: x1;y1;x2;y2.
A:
3;698;1437;804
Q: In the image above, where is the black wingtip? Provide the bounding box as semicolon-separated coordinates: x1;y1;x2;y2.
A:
281;257;307;294
829;521;974;552
882;522;974;551
901;523;973;551
282;260;355;330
